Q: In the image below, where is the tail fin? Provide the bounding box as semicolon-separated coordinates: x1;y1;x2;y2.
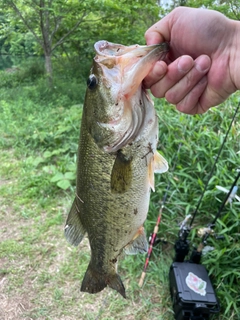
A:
81;263;126;298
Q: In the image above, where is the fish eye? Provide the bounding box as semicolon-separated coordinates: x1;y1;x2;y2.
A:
87;74;98;90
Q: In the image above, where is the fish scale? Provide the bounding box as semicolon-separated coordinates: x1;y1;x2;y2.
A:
65;41;169;298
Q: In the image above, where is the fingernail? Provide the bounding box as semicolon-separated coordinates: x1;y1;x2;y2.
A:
177;56;193;73
195;56;211;73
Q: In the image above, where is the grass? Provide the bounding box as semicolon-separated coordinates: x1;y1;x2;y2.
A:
0;59;240;320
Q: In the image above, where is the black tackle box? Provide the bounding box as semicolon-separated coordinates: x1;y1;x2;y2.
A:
169;262;220;320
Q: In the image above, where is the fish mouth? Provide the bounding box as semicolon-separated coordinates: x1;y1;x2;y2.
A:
92;41;169;153
94;41;169;59
94;41;169;98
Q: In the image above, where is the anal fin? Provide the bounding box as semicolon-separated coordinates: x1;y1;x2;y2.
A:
124;226;148;255
64;197;86;246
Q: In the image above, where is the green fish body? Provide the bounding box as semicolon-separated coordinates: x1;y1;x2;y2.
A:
65;41;169;298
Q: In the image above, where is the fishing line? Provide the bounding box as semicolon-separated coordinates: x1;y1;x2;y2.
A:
199;169;240;249
188;102;240;230
190;168;240;264
211;169;240;225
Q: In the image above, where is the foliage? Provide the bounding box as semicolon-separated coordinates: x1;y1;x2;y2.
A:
148;96;240;319
169;0;240;20
0;52;239;318
0;1;240;318
0;0;161;84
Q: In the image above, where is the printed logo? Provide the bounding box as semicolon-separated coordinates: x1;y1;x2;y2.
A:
186;272;207;296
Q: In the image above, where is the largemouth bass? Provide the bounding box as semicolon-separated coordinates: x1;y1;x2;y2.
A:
65;41;169;298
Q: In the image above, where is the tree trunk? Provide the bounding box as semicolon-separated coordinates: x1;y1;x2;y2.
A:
44;53;53;87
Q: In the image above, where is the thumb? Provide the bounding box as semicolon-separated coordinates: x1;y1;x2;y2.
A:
145;15;171;45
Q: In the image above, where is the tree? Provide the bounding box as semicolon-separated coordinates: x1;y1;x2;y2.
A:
2;0;93;85
170;0;240;20
1;0;162;85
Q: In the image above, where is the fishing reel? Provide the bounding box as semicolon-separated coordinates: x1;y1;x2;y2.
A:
148;233;167;247
197;225;225;242
169;217;220;320
173;214;191;263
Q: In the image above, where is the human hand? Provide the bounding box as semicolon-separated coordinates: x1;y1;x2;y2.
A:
144;7;240;114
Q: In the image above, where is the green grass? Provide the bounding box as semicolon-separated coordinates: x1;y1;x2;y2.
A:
0;60;239;320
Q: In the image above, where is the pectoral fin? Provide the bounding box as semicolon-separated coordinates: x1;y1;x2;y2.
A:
64;197;86;246
111;151;132;194
148;151;168;191
124;227;148;255
154;151;168;173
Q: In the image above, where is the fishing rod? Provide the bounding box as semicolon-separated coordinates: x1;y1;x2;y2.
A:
188;169;240;265
189;102;240;229
170;171;239;320
139;102;239;319
170;102;239;320
139;139;184;287
199;169;240;246
174;102;240;262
